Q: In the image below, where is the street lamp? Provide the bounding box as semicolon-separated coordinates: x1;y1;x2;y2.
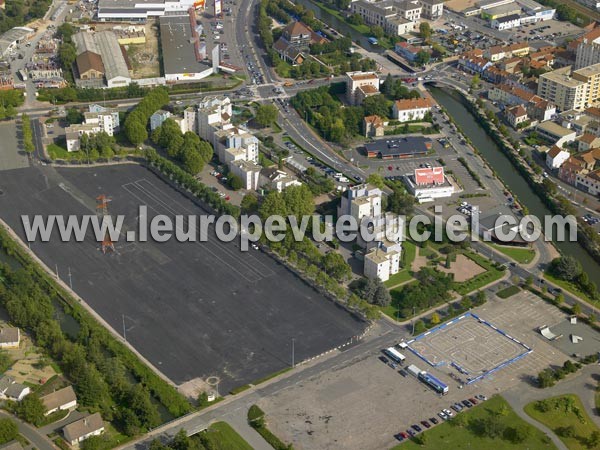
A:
291;338;295;368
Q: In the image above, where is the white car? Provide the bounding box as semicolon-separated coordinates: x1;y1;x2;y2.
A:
443;408;454;417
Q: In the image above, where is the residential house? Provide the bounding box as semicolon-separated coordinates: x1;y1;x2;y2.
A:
395;41;421;62
363;115;386;137
577;133;600;151
41;386;77;416
505;104;529;128
65;123;101;152
546;145;571;169
391;98;432;122
273;21;326;66
62;413;105;446
0;327;19;349
0;376;29;402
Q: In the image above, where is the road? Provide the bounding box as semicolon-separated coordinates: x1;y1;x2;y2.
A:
0;411;56;450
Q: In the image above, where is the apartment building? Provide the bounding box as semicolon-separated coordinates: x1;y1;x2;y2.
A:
575;28;600;69
86;104;120;136
538;66;588;111
572;62;600;108
420;0;444;19
350;0;426;37
346;71;380;105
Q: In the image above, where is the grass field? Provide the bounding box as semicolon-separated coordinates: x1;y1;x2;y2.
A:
497;285;521;299
491;244;536;264
544;272;598;306
524;395;600;450
202;422;253;450
47;143;72;160
384;241;417;289
396;396;557;450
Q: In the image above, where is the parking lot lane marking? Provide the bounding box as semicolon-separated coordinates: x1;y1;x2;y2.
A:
122;183;262;283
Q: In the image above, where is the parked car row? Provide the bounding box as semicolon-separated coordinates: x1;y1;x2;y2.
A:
395;395;487;442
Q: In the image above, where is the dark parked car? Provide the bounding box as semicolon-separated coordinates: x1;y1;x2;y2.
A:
429;417;439;425
378;356;389;364
407;429;416;437
420;420;431;429
462;400;473;408
399;369;408;377
411;424;422;433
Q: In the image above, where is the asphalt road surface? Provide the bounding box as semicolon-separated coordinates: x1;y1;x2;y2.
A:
0;164;365;392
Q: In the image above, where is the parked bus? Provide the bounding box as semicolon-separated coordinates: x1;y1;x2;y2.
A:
18;69;27;81
383;347;406;364
418;372;449;395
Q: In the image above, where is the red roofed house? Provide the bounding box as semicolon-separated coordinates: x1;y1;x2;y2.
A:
505;105;528;129
273;21;327;66
546;146;571;169
392;98;432;122
363;115;386;137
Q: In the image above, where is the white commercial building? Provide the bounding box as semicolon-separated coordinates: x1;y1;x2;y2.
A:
491;14;521;30
403;167;455;203
98;0;197;21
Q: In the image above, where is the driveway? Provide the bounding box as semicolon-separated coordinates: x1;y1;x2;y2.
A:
0;411;56;450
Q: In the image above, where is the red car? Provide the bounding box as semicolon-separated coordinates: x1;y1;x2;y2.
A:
388;165;393;171
468;397;478;405
421;420;431;429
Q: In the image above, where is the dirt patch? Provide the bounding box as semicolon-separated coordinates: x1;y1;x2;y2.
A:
3;333;58;386
445;0;477;12
125;20;161;79
437;253;485;282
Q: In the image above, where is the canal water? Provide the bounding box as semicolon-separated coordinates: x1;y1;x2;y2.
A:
293;0;381;53
429;86;600;281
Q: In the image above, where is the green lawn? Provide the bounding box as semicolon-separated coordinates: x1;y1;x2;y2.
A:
396;395;557;450
453;252;504;295
544;272;598;306
47;143;73;160
202;422;253;450
384;270;413;288
490;244;536;264
497;285;521;299
524;395;600;450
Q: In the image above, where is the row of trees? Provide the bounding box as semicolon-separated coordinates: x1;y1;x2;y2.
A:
124;87;170;145
151;118;213;174
21;114;34;154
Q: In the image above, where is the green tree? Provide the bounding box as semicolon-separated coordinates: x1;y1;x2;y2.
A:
182;147;203;174
0;418;18;445
415;50;430;66
241;193;259;214
572;303;581;315
471;74;480;90
537;368;556;388
125;119;148;146
413;320;426;334
228;174;244;190
430;312;441;325
366;173;385;189
419;22;432;40
66;108;83;124
370;25;384;39
17;394;46;426
362;95;389;118
259;191;287;220
549;256;583;281
460;296;472;310
282;184;314;217
587;431;600;449
255;104;279;128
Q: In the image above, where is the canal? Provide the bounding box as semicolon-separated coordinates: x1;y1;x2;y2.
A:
293;0;381;53
429;86;600;281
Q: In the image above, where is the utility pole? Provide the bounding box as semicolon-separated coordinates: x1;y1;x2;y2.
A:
55;264;59;280
67;266;72;289
291;338;295;368
122;314;126;341
411;306;416;335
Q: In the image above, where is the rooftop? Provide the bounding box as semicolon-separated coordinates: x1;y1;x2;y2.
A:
537;121;576;137
347;71;379;81
41;386;77;412
394;97;432;110
159;13;212;76
63;413;104;442
364;136;431;157
0;27;34;57
72;31;129;82
494;14;521;23
0;328;18;344
540;66;586;88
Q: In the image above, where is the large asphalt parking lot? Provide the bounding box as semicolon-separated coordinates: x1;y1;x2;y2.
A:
0;164;365;392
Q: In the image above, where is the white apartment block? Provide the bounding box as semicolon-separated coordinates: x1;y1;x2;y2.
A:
65;124;101;152
575;28;600;69
350;0;425;37
345;71;380;105
150;109;171;131
196;96;233;145
538;66;588;111
230;160;261;190
364;241;402;282
420;0;444;19
87;104;119;135
392;98;433;122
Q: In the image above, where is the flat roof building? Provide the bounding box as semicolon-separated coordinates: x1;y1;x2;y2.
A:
364;136;431;159
0;27;34;58
538;66;588;111
159;12;213;82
